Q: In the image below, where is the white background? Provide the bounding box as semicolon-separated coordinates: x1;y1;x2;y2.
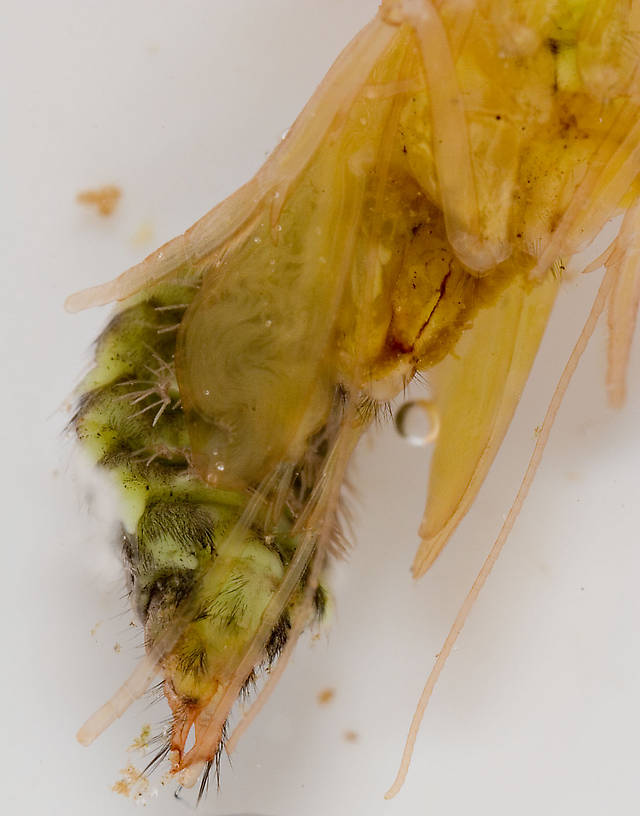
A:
2;1;639;814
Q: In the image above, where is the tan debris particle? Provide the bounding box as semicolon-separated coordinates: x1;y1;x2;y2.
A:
76;185;122;216
112;763;148;798
129;723;151;752
317;688;335;705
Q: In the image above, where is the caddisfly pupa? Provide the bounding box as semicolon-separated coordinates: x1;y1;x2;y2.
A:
63;1;640;813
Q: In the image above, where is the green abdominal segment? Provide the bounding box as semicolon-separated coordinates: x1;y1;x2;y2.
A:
73;275;329;768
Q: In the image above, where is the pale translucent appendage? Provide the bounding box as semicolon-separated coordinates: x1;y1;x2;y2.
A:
532;110;640;279
397;0;640;571
384;0;640;799
605;201;640;407
65;15;397;312
386;262;620;799
413;269;558;577
402;0;510;272
225;543;327;756
77;634;173;745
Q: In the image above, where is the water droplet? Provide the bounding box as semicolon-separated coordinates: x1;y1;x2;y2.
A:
273;190;280;199
395;400;440;447
265;319;272;328
203;388;210;396
281;128;289;141
215;462;225;472
275;224;282;232
253;236;262;244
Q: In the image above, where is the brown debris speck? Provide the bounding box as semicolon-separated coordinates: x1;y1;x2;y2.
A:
112;763;148;798
343;730;359;743
76;185;121;216
112;779;130;796
317;688;335;705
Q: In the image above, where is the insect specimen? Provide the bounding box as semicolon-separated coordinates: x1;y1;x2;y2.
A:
67;0;640;802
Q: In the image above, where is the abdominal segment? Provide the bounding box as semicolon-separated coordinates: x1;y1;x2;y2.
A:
73;275;333;781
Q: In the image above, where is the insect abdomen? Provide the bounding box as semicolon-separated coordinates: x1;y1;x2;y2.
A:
73;277;325;766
